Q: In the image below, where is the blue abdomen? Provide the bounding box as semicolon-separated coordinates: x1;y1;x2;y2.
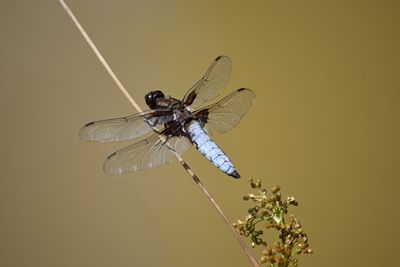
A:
186;121;240;178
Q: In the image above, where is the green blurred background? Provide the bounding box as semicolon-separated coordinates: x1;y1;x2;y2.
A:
1;0;399;266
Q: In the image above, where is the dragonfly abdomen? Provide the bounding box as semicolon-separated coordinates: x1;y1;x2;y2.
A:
186;121;240;178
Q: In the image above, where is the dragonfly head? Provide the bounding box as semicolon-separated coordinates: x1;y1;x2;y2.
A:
145;90;165;109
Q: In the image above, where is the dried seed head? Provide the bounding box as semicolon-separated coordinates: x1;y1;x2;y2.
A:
261;256;267;263
262;189;267;194
287;196;296;203
235;182;312;266
272;185;280;193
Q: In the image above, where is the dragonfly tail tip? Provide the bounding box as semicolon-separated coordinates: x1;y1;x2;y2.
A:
230;171;240;179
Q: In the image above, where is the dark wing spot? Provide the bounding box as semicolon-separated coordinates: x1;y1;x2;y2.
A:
195;109;209;124
237;88;246;92
84;121;95;127
184;91;197;106
215;55;222;60
106;152;116;160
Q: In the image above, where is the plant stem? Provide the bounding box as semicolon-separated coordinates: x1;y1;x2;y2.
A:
57;1;259;266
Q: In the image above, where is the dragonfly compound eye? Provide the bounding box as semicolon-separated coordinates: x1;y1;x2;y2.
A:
145;90;165;109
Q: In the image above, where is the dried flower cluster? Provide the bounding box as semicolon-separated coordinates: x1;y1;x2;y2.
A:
233;178;312;267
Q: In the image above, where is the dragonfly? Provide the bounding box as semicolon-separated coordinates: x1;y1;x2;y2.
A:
79;56;255;178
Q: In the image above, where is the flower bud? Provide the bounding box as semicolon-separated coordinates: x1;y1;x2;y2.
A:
272;185;280;193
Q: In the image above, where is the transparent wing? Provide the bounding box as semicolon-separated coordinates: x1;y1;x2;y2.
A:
196;88;255;134
103;134;192;174
79;110;171;143
182;55;232;109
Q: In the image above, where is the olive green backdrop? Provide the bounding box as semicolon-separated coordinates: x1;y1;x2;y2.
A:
1;1;399;266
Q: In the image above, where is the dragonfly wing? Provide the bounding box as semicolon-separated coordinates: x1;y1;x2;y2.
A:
79;110;171;143
103;134;192;174
182;56;232;109
196;88;255;134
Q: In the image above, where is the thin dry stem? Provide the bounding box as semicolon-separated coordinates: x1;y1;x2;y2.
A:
58;1;259;266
